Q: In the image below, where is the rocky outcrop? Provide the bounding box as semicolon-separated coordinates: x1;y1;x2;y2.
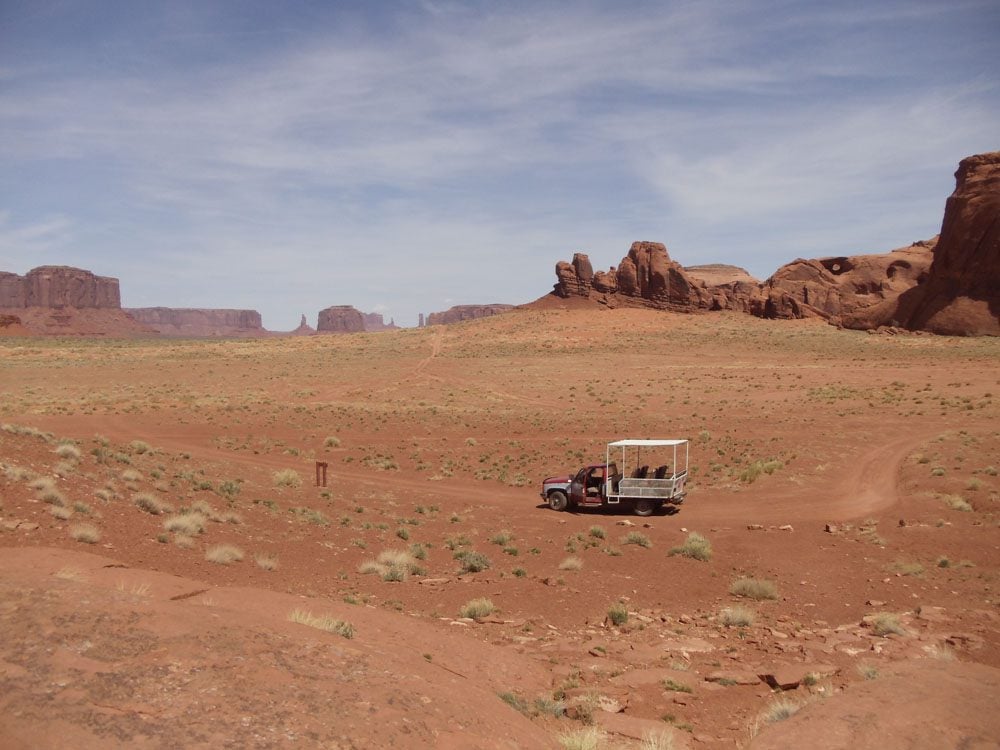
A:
552;242;716;311
125;308;265;338
545;238;936;325
287;314;315;336
426;304;515;326
317;305;366;333
739;241;935;321
844;152;1000;335
0;266;121;309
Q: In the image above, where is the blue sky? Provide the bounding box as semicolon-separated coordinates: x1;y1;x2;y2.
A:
1;0;998;329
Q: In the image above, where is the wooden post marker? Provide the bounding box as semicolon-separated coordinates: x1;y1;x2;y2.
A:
315;461;328;488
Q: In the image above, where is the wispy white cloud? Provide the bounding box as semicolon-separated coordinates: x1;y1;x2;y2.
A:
1;0;997;326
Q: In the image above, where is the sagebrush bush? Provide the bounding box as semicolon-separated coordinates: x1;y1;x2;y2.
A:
134;492;172;515
459;597;495;619
205;544;244;565
273;469;302;488
70;524;101;544
289;610;353;638
607;602;628;626
730;577;778;600
719;605;755;627
669;532;712;561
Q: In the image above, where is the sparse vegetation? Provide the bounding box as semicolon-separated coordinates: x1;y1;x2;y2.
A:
254;553;278;571
273;469;302;488
870;612;907;637
669;531;712;561
607;602;628;626
730;577;778;600
559;556;583;571
622;531;651;548
459;598;496;619
288;610;354;638
719;605;755;627
205;544;244;565
134;492;172;515
70;523;100;544
558;727;606;750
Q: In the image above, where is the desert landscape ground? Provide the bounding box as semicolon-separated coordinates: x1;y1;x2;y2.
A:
2;308;999;749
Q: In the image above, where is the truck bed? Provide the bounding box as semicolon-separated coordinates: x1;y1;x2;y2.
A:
613;471;687;499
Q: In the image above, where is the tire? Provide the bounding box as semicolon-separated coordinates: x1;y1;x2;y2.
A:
547;490;568;512
633;499;656;517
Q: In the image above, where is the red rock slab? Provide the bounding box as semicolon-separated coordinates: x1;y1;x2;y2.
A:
751;659;1000;749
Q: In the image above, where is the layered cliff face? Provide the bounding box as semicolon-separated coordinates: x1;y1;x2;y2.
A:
844;152;1000;335
0;266;151;336
125;308;266;338
0;266;121;309
426;304;515;325
317;306;366;333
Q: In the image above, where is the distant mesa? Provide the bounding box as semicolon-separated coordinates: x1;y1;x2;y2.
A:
361;312;398;332
125;308;265;338
684;264;760;286
423;304;515;326
0;266;152;336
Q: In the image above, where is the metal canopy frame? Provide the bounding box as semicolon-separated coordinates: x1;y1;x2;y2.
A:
604;438;689;503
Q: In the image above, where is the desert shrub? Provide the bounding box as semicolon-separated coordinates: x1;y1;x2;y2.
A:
54;443;81;461
943;494;972;512
662;678;692;693
164;513;206;536
730;576;778;600
871;612;907;636
288;610;353;638
719;605;755;627
622;531;651;548
134;492;172;515
757;695;800;725
455;550;491;573
273;469;302;488
588;525;606;539
857;663;879;680
217;479;241;498
395;526;409;541
490;529;514;545
669;531;712;561
129;440;151;454
607;602;628;626
639;731;677;750
70;524;100;544
498;690;529;715
121;468;142;482
39;486;67;506
205;544;244;565
740;459;783;483
889;560;924;576
459;597;495;619
323;436;341;448
51;506;73;520
559;556;584;571
557;727;605;750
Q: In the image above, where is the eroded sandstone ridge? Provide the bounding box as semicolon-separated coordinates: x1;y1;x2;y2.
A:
844;151;1000;335
548;239;935;324
427;304;515;325
125;308;266;338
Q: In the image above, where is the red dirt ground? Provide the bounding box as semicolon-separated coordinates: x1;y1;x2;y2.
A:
1;309;998;748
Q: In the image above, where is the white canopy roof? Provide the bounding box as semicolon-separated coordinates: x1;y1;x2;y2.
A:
607;439;688;447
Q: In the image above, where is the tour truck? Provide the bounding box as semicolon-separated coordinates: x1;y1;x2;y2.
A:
540;439;689;517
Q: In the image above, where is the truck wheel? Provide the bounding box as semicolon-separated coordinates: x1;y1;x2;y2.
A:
547;490;568;512
633;499;655;517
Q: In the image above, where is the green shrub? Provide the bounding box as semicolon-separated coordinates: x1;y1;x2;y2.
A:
607;602;628;626
460;598;495;619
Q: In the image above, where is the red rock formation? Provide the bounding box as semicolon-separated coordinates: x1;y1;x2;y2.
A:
0;266;121;308
544;238;935;325
0;266;151;336
317;306;366;333
125;308;266;338
551;242;712;310
844;152;1000;335
288;314;315;336
426;304;515;325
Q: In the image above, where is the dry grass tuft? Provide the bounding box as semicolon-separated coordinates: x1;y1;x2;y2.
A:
134;492;173;515
273;469;302;488
557;727;606;750
730;576;778;600
669;531;712;561
70;523;101;544
559;555;584;571
288;609;354;638
870;612;907;637
164;513;206;536
205;544;244;564
254;553;279;571
459;597;496;619
719;605;755;627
